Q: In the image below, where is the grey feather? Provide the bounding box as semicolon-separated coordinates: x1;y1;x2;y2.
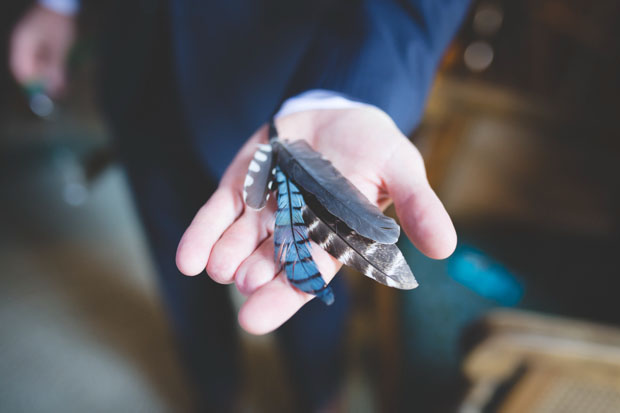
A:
243;143;276;210
302;195;417;290
271;138;400;244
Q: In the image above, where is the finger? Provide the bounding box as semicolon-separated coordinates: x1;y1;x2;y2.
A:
238;244;341;335
383;139;457;259
9;38;38;85
176;188;244;276
207;203;274;284
176;125;269;276
234;236;277;296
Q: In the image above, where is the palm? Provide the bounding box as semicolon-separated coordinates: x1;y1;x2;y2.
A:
290;109;401;207
176;108;456;334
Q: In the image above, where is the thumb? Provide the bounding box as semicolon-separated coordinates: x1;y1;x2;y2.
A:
383;138;457;259
9;33;37;86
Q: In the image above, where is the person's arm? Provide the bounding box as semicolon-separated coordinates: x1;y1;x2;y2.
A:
177;2;469;335
9;1;78;97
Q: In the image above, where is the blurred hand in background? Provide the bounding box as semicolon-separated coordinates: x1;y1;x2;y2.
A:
9;4;76;97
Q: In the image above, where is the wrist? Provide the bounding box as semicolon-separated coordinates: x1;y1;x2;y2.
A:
274;89;378;120
37;0;79;16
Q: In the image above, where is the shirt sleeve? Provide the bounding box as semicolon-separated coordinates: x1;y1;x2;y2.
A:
38;0;80;15
282;0;471;134
273;89;376;119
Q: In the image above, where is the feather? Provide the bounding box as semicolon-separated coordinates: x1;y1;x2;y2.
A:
271;138;400;244
243;143;276;210
302;193;418;290
274;166;334;305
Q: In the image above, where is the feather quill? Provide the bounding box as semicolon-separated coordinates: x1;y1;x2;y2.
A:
302;194;418;290
274;166;334;305
243;143;276;210
271;138;400;244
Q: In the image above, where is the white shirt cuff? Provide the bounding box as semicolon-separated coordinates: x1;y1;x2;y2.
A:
39;0;80;15
274;89;375;119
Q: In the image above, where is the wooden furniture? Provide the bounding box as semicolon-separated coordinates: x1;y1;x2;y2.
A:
460;310;620;412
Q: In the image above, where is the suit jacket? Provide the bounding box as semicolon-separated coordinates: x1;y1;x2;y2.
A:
98;0;470;178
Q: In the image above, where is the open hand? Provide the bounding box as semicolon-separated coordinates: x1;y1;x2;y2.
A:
9;4;76;97
176;107;457;334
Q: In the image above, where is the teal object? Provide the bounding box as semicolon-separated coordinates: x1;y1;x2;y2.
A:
399;240;524;408
447;246;523;307
23;80;54;118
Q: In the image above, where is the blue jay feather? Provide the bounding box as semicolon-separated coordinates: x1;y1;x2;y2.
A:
274;166;334;305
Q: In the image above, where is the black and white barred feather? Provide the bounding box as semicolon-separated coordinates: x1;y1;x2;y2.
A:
302;194;417;290
243;143;276;210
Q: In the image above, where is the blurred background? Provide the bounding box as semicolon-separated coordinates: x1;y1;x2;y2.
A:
1;0;619;412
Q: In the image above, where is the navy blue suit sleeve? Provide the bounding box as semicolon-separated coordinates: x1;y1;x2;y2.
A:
284;0;471;134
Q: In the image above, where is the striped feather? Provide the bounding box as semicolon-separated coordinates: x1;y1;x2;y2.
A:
274;167;334;305
243;143;276;210
303;194;417;290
